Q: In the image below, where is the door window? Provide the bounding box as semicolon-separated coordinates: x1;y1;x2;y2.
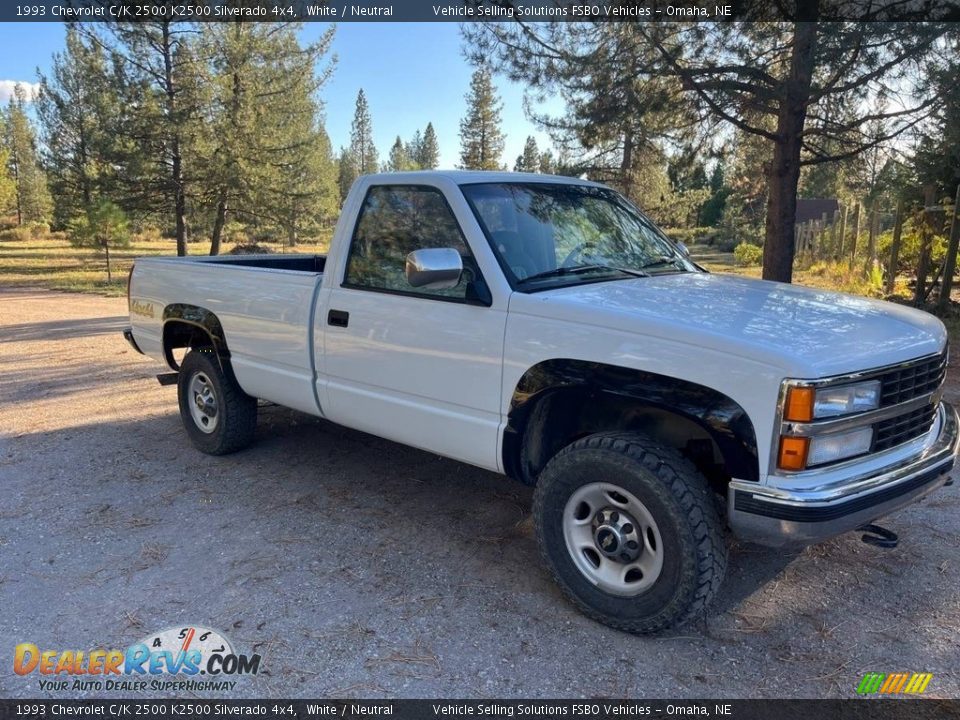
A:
344;185;478;300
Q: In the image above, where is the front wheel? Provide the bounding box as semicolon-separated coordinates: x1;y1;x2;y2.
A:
177;349;257;455
533;432;727;634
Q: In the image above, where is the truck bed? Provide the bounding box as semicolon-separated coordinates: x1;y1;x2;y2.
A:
128;253;327;416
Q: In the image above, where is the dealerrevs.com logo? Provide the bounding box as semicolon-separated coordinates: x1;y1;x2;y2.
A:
14;625;262;693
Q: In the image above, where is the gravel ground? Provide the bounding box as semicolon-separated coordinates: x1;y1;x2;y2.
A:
1;287;958;700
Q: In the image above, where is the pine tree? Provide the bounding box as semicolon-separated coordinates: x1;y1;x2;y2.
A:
0;113;15;217
514;136;540;172
419;122;440;169
700;161;729;227
198;22;336;252
387;136;413;172
459;67;505;170
4;85;53;226
100;17;207;255
350;89;378;175
273;121;338;247
405;129;422;170
539;149;556;175
68;199;129;281
338;147;358;205
36;27;121;227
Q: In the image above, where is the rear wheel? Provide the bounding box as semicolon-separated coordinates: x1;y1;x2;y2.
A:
177;349;257;455
533;431;726;634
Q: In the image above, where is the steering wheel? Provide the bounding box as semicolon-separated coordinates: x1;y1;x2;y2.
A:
561;242;601;268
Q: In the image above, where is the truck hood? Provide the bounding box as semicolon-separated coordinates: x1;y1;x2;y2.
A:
512;272;946;378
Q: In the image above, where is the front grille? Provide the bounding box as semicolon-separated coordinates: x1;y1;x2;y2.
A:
873;404;938;452
878;351;947;406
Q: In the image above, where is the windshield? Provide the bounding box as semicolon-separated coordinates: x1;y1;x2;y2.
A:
460;182;697;290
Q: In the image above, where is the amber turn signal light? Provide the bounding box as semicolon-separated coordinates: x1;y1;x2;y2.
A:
778;436;810;471
785;386;815;422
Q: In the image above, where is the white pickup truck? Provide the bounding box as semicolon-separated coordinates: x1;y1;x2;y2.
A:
125;171;958;633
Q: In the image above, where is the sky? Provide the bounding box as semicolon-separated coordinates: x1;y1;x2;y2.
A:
0;22;564;169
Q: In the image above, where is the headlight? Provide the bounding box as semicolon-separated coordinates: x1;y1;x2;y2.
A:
778;378;882;471
807;427;874;467
785;380;881;421
777;427;875;470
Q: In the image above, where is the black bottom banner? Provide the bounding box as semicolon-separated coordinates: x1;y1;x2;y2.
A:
1;700;958;720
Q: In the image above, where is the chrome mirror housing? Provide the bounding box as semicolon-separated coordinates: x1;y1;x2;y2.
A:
405;248;463;289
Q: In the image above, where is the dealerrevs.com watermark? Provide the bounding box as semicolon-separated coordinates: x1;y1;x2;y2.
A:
13;625;261;693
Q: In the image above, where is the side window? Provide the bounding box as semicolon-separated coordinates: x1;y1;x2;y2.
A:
344;185;476;300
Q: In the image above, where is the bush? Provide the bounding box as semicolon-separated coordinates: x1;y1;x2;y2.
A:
223;221;250;246
0;226;32;242
734;242;763;266
804;260;884;297
227;242;273;255
875;215;948;278
134;225;163;243
27;221;50;238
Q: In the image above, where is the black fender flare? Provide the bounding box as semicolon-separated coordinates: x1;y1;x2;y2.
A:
502;359;760;483
161;304;230;372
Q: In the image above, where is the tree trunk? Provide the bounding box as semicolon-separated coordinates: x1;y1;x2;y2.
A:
210;192;227;256
762;20;819;283
915;185;936;305
161;22;188;257
937;185;960;313
621;128;635;202
885;199;904;296
837;205;848;260
104;241;112;282
12;160;22;226
849;202;861;267
173;147;187;256
864;199;879;277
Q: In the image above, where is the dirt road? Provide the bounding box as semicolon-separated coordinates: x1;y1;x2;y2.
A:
1;287;958;699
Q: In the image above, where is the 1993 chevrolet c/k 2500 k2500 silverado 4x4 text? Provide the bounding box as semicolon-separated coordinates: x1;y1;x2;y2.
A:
124;171;958;633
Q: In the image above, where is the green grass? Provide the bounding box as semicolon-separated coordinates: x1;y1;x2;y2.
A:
0;235;331;297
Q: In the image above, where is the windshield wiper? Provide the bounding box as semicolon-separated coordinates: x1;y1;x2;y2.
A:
517;264;648;284
639;256;687;271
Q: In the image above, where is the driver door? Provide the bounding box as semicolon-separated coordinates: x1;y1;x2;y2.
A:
322;184;507;471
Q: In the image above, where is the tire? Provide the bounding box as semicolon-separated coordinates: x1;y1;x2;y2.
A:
532;431;727;634
177;348;257;455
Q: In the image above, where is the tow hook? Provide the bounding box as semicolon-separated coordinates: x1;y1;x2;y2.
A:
858;523;899;549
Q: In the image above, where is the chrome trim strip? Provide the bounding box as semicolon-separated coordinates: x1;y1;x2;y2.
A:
781;391;939;437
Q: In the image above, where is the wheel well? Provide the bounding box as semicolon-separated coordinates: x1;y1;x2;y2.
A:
161;304;231;373
162;321;215;370
503;359;760;490
517;389;731;494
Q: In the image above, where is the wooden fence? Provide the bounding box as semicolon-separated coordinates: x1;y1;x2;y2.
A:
793;185;960;311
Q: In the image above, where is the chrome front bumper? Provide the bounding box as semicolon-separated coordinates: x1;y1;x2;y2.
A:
728;401;959;547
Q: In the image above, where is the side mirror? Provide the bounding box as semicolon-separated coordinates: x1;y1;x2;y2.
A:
405;248;463;289
676;241;691;257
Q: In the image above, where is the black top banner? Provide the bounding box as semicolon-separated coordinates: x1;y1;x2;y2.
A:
3;0;959;22
0;700;959;720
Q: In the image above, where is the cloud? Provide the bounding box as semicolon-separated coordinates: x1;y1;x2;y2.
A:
0;80;41;104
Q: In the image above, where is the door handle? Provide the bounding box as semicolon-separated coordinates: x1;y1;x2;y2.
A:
328;309;349;328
